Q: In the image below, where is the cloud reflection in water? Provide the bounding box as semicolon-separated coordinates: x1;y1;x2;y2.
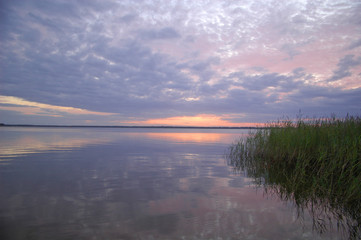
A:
0;127;341;239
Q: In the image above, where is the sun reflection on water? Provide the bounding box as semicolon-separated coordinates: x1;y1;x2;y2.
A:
0;127;247;160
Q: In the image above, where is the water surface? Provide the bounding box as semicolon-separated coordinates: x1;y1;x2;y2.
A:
0;127;341;239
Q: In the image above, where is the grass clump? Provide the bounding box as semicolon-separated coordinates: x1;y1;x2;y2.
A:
227;115;361;239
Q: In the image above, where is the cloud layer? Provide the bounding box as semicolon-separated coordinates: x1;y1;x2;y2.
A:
1;0;360;125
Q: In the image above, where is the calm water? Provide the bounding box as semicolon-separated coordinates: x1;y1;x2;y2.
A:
0;127;341;240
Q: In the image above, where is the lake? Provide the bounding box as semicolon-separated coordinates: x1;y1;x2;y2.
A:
0;127;342;239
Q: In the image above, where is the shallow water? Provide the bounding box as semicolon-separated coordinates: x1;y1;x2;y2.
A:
0;127;342;239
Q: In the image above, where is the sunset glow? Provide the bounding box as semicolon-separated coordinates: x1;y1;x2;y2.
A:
126;115;264;127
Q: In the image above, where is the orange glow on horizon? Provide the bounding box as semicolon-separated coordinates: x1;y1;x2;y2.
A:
0;96;266;127
125;114;264;127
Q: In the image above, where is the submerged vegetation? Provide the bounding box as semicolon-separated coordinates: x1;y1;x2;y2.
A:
227;115;361;239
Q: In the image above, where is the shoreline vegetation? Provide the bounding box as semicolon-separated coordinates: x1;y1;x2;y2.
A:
227;114;361;239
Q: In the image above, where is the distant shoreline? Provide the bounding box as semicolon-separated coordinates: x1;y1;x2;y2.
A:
0;123;265;129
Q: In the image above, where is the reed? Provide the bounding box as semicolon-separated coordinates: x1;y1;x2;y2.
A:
227;115;361;239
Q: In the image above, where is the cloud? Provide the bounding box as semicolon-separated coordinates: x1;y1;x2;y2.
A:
347;38;361;50
0;0;361;125
118;14;137;23
139;27;181;40
328;55;361;82
0;96;115;116
281;44;301;60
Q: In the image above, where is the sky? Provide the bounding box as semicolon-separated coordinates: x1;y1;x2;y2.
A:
0;0;361;127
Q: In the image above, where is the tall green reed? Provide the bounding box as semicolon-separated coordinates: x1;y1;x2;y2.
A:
227;115;361;239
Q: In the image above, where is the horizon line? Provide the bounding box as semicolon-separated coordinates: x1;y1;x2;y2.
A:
0;123;266;129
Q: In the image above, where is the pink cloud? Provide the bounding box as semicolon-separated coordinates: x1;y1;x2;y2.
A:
0;95;115;117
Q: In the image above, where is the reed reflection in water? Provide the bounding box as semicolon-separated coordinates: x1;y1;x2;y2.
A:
227;140;360;240
0;127;342;239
